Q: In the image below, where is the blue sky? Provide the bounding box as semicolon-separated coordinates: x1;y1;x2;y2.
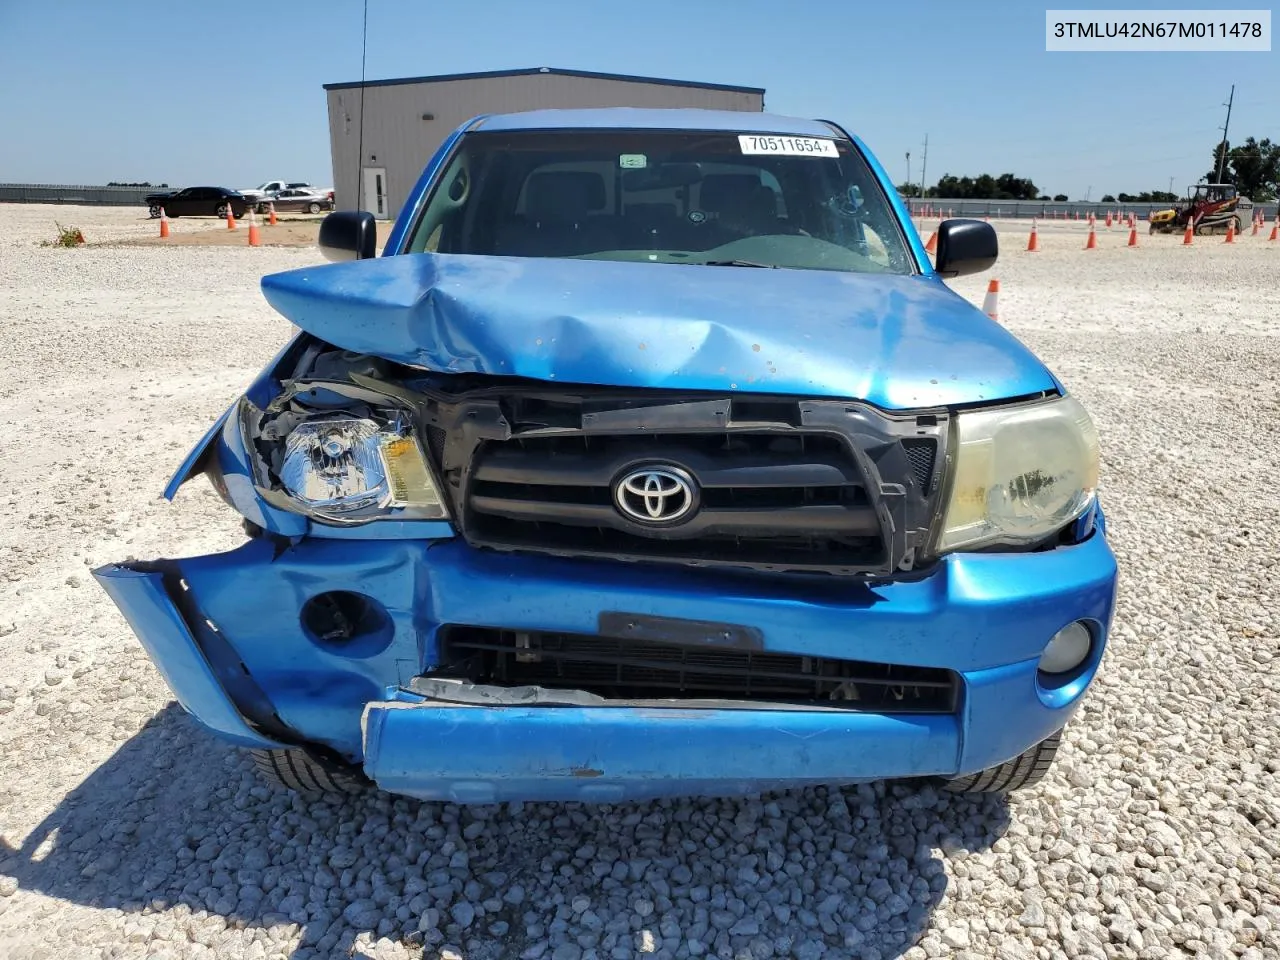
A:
0;0;1274;200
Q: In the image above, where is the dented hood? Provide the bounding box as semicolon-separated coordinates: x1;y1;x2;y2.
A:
259;253;1057;409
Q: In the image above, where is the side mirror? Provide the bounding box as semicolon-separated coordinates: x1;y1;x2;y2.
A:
319;210;377;262
933;219;998;278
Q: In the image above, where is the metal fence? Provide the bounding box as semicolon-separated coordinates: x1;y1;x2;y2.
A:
0;183;158;206
2;182;1277;223
905;198;1279;222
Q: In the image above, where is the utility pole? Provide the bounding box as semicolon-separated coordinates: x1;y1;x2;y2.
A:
906;152;912;195
1215;84;1235;183
1168;176;1174;194
919;134;929;199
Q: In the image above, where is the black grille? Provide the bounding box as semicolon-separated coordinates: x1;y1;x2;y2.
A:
465;431;884;572
435;626;959;713
901;439;937;492
425;389;949;577
425;425;448;467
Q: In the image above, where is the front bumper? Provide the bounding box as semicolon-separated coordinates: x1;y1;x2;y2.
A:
94;517;1117;803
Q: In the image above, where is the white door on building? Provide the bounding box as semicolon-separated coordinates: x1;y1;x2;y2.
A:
361;167;388;219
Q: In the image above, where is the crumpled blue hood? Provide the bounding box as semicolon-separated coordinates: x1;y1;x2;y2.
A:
260;253;1057;409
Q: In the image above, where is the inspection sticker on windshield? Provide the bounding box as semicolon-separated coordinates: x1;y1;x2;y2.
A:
739;135;838;157
619;153;647;168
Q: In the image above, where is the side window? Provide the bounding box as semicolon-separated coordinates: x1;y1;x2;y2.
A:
406;151;474;254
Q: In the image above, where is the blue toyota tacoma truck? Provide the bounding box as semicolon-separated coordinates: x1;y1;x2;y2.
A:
94;108;1118;803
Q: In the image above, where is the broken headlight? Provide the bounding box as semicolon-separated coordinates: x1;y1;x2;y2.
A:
937;394;1099;553
267;409;447;523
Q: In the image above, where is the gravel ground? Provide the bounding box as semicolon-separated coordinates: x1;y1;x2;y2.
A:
1;204;1278;960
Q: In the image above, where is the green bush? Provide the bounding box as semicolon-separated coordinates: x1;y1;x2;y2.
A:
42;223;87;248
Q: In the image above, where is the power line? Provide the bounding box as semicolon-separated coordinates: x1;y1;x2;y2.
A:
919;134;928;198
1215;84;1235;182
353;0;368;213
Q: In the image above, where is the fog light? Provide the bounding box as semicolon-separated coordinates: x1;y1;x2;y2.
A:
1038;622;1092;674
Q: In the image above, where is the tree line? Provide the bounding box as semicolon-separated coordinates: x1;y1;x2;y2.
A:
895;133;1278;202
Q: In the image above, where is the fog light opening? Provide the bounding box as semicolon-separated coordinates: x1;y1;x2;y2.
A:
1038;621;1092;676
301;590;394;658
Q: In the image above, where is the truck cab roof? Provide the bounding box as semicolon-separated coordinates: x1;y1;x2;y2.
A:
471;107;844;138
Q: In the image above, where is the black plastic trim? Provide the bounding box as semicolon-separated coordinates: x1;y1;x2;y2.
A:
420;385;948;578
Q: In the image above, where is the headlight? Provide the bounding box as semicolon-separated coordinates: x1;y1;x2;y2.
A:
275;412;446;522
937;394;1099;552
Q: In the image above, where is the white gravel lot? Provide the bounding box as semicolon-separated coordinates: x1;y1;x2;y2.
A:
1;204;1278;960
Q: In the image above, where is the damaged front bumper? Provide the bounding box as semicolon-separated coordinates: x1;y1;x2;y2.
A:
93;518;1117;803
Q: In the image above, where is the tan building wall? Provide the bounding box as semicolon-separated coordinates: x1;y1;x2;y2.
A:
325;70;765;219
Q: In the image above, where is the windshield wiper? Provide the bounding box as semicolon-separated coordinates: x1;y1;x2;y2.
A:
700;259;778;268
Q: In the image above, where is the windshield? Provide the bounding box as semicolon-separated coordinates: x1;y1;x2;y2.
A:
404;129;914;274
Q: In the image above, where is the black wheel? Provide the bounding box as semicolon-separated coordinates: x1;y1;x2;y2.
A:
148;205;161;219
1148;223;1157;235
941;731;1062;794
251;748;370;796
215;202;230;219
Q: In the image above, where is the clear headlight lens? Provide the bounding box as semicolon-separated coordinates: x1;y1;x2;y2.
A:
938;394;1099;552
278;415;446;520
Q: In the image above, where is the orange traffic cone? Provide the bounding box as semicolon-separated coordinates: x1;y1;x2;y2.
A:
1127;224;1138;247
924;230;938;254
1105;212;1112;228
1270;217;1278;242
1183;219;1195;245
1026;220;1039;252
1252;216;1260;236
268;202;277;226
247;208;261;247
225;203;236;230
1084;224;1097;249
158;207;170;239
982;279;1000;321
1224;221;1235;244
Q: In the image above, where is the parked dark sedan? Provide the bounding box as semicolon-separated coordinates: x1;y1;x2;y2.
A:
146;187;248;219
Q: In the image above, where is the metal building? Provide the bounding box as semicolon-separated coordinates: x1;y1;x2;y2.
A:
323;67;766;219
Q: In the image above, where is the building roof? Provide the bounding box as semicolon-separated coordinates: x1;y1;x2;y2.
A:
474;108;839;138
322;66;765;95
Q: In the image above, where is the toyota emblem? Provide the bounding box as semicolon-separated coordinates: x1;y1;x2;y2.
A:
613;465;697;525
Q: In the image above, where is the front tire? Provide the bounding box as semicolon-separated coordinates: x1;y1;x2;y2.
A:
215;202;230;219
250;748;370;796
941;731;1062;794
148;205;161;219
307;202;321;214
